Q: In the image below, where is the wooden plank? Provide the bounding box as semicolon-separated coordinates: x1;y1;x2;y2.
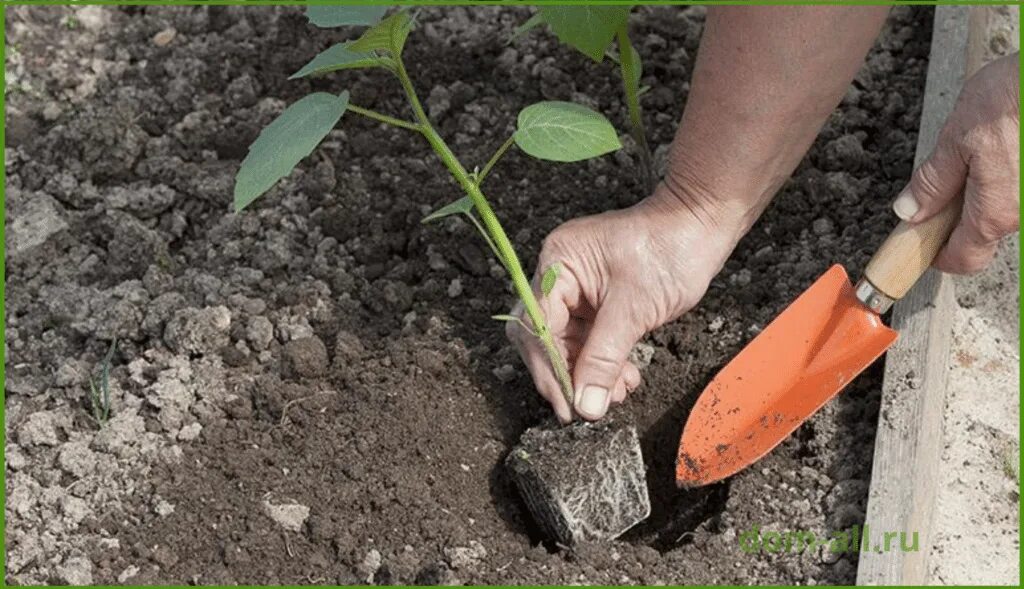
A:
856;5;976;585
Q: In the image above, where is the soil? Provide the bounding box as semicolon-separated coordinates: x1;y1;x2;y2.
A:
4;4;932;585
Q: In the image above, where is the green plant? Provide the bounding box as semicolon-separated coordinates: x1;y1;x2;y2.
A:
234;8;624;408
516;5;653;193
89;339;117;428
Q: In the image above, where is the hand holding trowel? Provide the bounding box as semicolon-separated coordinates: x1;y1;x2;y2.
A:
676;200;961;487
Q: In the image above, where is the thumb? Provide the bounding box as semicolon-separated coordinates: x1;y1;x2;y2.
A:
572;294;643;420
893;130;967;223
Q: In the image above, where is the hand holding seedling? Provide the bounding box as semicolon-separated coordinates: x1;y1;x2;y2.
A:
891;52;1020;273
506;184;746;423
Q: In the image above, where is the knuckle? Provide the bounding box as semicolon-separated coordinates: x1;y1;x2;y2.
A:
961;125;1004;156
971;213;1017;244
911;160;949;202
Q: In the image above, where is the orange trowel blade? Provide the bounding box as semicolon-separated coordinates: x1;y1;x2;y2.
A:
676;264;897;487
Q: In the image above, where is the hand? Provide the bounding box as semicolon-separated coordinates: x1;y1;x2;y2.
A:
506;184;748;422
892;52;1020;273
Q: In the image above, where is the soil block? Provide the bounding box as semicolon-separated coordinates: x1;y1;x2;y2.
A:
506;419;651;546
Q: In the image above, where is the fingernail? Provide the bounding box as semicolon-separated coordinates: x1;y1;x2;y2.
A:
893;187;920;221
576;385;610;419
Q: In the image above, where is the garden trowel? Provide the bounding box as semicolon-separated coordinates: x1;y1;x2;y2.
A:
676;201;960;487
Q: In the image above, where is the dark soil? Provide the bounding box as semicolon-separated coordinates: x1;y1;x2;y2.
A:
4;4;931;585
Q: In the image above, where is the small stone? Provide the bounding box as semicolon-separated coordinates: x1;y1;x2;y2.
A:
117;566;140;583
152;544;179;568
730;269;752;287
17;412;61;447
444;541;487;569
76;6;108;31
176;422;202;442
357;549;383;583
152;28;177;47
708;316;725;333
58;441;97;478
492;363;516;384
263;500;310;532
382;280;414;312
456;244;489;277
812;217;834;236
6;192;68;259
246;316;274;351
426;86;452;119
154;499;176;517
62;495;90;526
282;336;328;378
335;330;365;365
447;278;463;298
427;250;448;271
164;306;231;356
823;133;866;171
56;555;93;585
6;445;28;470
42;102;63;121
629;343;655;370
820;545;843;564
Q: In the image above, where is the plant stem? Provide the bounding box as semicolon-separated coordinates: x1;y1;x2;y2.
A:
616;26;655;195
477;135;516;186
348;103;421;132
394;57;575;407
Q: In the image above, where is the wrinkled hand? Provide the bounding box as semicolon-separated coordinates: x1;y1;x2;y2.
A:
892;52;1020;273
506;186;747;423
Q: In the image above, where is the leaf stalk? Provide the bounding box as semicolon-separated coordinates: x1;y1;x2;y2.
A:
616;26;655;194
348;103;421;131
477;135;516;186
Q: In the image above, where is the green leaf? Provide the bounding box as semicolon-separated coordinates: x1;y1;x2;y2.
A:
539;5;631;62
541;262;562;297
514;102;622;163
349;10;413;56
289;42;390;79
421;195;474;224
234;92;350;212
510;12;544;43
306;5;389;28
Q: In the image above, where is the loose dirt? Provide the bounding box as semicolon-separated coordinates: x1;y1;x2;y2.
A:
5;4;931;584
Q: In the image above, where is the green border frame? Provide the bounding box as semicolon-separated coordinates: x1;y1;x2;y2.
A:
1;1;1020;587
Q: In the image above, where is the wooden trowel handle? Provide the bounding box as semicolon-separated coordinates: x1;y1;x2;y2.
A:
863;199;961;300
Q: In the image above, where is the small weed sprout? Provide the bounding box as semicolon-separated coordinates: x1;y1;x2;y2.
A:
89;338;117;428
234;8;625;408
515;5;654;192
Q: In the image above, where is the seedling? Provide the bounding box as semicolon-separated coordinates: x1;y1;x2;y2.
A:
516;5;654;193
89;338;117;428
234;7;624;409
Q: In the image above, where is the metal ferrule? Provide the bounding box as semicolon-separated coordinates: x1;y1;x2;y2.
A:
854;278;895;315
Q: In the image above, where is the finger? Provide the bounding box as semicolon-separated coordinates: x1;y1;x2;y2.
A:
932;180;1015;274
623;361;642;392
933;225;999;274
509;263;587;423
517;334;574;423
610;375;628;404
572;292;645;421
893;130;968;223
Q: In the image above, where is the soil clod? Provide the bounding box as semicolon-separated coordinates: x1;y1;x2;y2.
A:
506;420;651;546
